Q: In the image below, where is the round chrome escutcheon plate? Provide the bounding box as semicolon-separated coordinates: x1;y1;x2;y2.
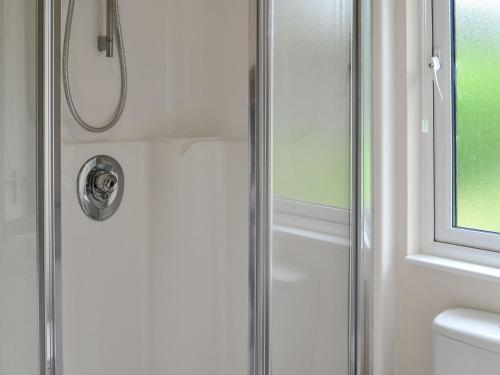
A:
77;155;124;221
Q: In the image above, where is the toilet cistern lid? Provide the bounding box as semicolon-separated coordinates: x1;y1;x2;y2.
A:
433;308;500;354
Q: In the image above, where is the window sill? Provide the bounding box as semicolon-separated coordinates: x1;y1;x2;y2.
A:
405;253;500;283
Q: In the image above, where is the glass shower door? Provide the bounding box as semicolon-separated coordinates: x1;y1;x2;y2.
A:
270;0;355;374
0;1;362;374
0;1;40;374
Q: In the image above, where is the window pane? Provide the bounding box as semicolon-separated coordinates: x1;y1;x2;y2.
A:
454;0;500;233
272;0;351;208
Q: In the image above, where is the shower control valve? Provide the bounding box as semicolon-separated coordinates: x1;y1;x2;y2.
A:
91;170;118;202
77;155;124;221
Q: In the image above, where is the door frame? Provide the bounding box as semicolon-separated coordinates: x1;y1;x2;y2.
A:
36;0;373;374
37;1;61;375
248;1;374;374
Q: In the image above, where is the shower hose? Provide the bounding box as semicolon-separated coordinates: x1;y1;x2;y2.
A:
63;0;127;133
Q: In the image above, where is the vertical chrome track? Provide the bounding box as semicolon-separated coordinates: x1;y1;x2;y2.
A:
351;1;375;375
249;0;271;374
350;0;360;373
357;0;373;374
37;0;61;374
249;0;373;375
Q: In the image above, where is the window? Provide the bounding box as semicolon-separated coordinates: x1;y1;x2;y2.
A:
427;0;500;252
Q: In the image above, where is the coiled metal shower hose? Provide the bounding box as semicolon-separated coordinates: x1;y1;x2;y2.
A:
63;0;127;133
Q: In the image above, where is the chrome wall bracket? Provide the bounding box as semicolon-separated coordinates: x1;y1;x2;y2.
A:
77;155;124;221
97;36;112;56
97;0;114;57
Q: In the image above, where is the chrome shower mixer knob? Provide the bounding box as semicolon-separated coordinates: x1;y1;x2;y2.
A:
91;170;119;202
77;155;124;221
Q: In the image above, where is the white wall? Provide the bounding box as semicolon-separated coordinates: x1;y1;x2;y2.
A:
61;0;248;143
61;142;150;375
395;263;500;375
61;139;248;375
161;0;249;140
382;1;500;374
61;0;167;142
148;139;248;375
60;1;250;374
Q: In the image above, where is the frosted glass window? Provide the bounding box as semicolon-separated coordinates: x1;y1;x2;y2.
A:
272;0;351;208
454;0;500;233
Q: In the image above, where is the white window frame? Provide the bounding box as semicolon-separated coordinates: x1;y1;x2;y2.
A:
422;0;500;256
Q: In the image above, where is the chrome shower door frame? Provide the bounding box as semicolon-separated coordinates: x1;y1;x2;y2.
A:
36;0;372;374
37;1;61;375
248;0;373;375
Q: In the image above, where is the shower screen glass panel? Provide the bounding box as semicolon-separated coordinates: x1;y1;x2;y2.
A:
272;0;351;209
0;1;40;374
271;0;353;374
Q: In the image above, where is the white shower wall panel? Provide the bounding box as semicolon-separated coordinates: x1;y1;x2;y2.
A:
272;229;349;375
162;0;249;140
61;0;167;142
61;0;249;142
148;138;248;375
61;142;150;375
61;0;249;373
61;139;248;375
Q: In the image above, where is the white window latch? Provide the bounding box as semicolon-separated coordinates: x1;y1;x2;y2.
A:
428;55;444;100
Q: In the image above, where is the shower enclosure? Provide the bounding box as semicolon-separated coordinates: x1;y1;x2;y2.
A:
0;1;372;375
